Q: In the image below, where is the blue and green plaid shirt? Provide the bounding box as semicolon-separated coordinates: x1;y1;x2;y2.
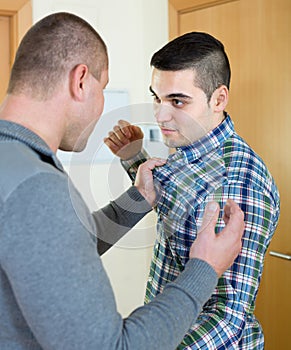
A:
122;115;280;349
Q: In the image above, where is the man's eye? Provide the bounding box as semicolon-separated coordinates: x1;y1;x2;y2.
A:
172;99;183;106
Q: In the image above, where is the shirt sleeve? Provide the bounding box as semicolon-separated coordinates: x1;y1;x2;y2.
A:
177;182;280;349
121;148;150;182
1;171;219;350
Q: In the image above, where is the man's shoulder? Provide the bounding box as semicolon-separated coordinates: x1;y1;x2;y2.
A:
222;133;277;191
0;140;62;201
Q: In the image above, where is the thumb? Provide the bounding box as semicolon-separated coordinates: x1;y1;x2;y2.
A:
199;201;220;232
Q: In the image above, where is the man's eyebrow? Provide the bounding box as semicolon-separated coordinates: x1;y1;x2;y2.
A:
149;86;192;100
167;93;192;100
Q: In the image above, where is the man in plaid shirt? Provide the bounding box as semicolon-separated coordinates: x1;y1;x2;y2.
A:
105;32;280;349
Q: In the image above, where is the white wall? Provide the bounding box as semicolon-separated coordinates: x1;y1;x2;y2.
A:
32;0;168;316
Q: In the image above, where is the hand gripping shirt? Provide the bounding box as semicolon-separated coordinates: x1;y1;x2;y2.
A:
122;115;280;349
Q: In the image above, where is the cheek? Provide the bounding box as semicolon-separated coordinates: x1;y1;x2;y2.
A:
95;92;105;118
177;111;208;142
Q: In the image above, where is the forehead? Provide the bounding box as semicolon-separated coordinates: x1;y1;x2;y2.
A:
151;68;198;94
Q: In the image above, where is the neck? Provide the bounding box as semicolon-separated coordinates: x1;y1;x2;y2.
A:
0;94;67;153
212;111;225;129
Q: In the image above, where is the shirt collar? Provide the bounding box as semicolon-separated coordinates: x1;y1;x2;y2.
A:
176;114;234;163
0;120;64;171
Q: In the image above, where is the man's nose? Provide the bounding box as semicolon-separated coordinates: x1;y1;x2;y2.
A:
154;104;172;123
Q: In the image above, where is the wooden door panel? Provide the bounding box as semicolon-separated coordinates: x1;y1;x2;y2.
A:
169;0;291;348
256;254;291;348
0;16;10;102
0;0;32;103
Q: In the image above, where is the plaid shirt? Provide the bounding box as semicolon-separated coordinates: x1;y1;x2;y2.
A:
122;115;280;349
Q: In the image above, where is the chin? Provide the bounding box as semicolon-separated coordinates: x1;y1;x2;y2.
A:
163;136;190;148
58;145;72;152
59;140;87;153
73;143;87;152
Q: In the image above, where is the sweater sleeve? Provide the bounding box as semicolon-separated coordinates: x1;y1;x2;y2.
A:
93;186;152;255
95;148;152;254
1;172;217;350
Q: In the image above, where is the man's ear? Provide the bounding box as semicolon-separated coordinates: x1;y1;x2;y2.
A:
212;85;229;113
70;64;89;101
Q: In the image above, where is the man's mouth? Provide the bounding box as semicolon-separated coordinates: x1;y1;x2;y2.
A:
159;126;177;135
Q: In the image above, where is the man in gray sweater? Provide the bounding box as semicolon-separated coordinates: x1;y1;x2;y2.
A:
0;12;244;349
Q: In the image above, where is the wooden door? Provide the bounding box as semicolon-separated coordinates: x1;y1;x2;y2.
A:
0;15;10;102
0;0;32;103
169;0;291;349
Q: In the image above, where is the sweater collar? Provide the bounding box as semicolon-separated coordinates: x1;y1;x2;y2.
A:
0;120;64;171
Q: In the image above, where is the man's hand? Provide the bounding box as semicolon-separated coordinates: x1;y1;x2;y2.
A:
189;200;244;276
104;120;144;160
134;158;166;207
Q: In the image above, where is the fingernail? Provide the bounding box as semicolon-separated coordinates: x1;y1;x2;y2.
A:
207;201;218;212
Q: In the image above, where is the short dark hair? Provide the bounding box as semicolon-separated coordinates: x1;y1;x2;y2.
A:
151;32;231;102
8;12;108;100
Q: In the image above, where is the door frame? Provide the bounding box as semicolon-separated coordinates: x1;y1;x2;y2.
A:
168;0;238;39
0;0;32;68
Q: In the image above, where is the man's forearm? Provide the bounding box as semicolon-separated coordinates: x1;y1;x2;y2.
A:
93;186;152;255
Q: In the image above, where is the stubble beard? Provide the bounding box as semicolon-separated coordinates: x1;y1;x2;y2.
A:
163;134;190;149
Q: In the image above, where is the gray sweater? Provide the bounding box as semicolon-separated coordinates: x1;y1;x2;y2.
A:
0;120;217;350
